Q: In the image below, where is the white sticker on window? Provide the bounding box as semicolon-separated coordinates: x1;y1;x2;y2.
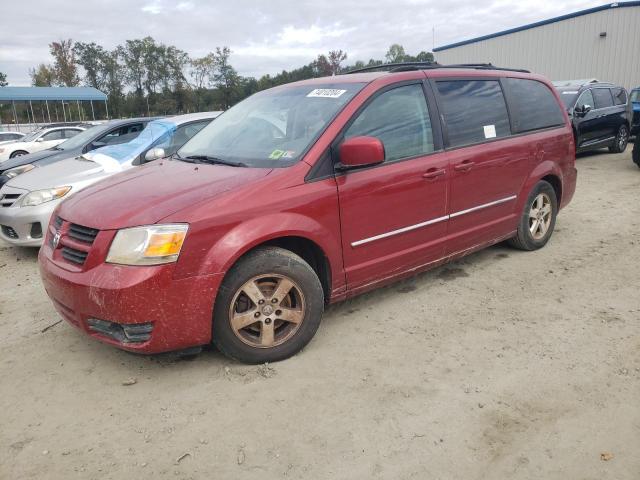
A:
307;89;347;99
562;91;579;94
483;125;497;139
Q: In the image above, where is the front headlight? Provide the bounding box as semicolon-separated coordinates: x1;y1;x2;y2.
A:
5;164;35;179
106;224;189;266
21;186;71;207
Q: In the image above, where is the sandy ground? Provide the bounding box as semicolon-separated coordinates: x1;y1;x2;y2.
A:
1;148;639;480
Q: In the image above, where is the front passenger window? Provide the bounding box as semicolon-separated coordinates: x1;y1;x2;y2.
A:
344;84;434;162
576;90;594;110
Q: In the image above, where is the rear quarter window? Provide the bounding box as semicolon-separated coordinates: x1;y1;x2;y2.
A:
504;78;565;133
593;88;614;109
612;87;627;105
435;80;511;148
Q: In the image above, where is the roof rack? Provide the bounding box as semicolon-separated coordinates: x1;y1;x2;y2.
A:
342;62;530;75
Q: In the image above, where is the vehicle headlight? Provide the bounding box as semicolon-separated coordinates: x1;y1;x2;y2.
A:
5;164;35;179
106;224;189;266
21;186;71;207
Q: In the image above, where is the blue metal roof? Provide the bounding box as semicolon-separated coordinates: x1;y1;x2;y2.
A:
434;1;640;52
0;86;107;101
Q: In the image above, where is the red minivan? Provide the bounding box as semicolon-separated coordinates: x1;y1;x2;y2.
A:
39;65;577;363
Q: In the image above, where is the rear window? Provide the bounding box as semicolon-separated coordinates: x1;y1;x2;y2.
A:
592;88;614;109
612;87;627;105
505;78;565;133
435;80;511;148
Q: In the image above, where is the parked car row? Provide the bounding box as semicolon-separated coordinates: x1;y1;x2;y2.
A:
0;125;89;161
0;112;220;246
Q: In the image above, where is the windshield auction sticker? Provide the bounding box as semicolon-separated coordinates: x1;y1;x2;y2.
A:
307;89;347;98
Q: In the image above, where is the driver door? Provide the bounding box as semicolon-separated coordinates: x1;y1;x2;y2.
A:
335;82;449;291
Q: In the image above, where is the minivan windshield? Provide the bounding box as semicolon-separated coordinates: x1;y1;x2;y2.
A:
178;82;365;167
20;130;42;143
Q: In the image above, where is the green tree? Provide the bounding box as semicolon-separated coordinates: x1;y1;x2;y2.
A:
30;64;56;86
74;42;108;89
385;44;407;63
415;51;435;62
327;50;348;75
0;72;7;87
213;47;240;109
50;39;79;86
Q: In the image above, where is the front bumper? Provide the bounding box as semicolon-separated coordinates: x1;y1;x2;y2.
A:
38;241;224;354
0;186;59;247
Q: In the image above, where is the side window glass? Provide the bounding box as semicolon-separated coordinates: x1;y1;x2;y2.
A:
593;88;614;109
64;129;80;139
612;88;627;105
504;78;565;132
576;90;594;110
42;130;64;141
436;80;511;147
344;84;434;162
155;121;209;155
99;123;145;145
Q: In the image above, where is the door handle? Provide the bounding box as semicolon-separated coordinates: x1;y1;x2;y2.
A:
422;168;446;179
454;160;474;172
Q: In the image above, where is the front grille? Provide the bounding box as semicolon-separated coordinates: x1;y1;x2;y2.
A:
1;225;18;239
54;216;63;229
68;223;99;244
30;222;42;239
0;193;20;208
61;246;89;264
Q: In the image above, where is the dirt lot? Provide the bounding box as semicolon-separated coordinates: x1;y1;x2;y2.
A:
1;148;639;480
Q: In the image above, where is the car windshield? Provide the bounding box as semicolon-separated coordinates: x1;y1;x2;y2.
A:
557;89;579;109
178;82;365;167
631;90;640;103
54;124;104;150
86;120;176;164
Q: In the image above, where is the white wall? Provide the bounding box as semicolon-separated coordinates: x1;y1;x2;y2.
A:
435;6;640;89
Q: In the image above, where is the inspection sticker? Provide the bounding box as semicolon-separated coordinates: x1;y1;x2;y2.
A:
562;91;579;94
483;125;497;139
307;89;347;98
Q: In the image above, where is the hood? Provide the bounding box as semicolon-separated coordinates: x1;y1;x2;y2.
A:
8;157;108;191
0;148;73;173
58;159;273;229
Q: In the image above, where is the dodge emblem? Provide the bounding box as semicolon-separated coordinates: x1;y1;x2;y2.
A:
52;231;61;249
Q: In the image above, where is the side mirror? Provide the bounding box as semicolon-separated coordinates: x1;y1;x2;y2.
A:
575;104;592;117
144;147;166;162
35;137;44;142
337;136;385;170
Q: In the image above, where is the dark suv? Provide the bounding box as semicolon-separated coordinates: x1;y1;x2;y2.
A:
555;80;630;154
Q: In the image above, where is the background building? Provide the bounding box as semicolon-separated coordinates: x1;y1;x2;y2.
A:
434;2;640;89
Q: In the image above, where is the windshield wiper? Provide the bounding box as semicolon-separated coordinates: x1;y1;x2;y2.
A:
184;155;247;167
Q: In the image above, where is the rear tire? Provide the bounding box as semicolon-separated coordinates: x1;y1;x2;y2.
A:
609;125;629;153
508;181;558;251
212;247;324;364
9;150;28;158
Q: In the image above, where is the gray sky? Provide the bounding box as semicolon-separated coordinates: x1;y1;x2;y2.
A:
0;0;603;86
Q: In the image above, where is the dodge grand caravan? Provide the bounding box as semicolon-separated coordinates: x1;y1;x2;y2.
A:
39;64;577;363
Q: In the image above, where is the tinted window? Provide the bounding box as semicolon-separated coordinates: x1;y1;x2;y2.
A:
505;78;565;132
612;87;627;105
576;90;594;110
42;130;64;141
436;80;511;147
63;129;81;138
593;88;614;109
155;120;211;155
344;84;434;162
99;123;146;146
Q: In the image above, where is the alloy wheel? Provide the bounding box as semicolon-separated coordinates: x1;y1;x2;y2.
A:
618;126;628;150
229;274;306;348
529;193;552;240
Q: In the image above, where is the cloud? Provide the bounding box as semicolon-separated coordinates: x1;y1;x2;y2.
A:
0;0;605;86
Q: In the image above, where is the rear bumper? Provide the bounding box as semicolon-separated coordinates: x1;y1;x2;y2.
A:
38;244;224;354
560;166;578;210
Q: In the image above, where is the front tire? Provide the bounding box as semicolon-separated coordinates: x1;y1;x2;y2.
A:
508;181;558;251
10;150;28;158
212;247;324;363
609;125;629;153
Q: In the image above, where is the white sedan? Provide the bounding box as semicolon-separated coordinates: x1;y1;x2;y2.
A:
0;132;25;145
0;126;86;162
